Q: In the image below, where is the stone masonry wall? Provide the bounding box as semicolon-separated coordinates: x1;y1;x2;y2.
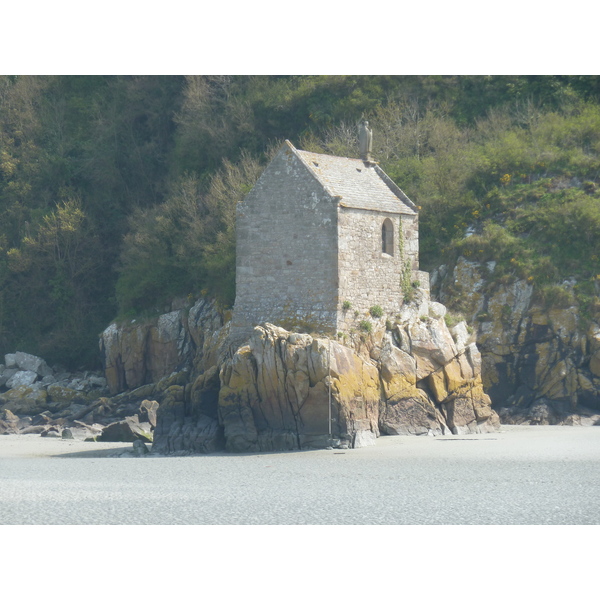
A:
232;143;339;343
336;209;419;331
404;213;419;271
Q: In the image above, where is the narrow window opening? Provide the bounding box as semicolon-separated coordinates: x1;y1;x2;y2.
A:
382;218;394;256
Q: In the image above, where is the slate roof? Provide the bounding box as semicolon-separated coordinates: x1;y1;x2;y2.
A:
288;141;416;215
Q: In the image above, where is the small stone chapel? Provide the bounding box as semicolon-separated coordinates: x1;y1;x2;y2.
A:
231;123;427;340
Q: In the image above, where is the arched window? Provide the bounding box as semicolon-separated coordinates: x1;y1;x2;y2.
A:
382;218;394;256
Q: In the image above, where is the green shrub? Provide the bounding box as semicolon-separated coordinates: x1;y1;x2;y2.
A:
359;320;372;333
369;305;383;318
537;284;576;309
342;300;352;310
444;312;464;328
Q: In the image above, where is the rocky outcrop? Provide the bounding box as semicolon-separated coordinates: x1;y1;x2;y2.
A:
99;297;225;394
2;292;500;453
0;351;109;417
432;257;600;425
218;325;381;452
380;295;498;437
150;285;498;454
95;297;232;453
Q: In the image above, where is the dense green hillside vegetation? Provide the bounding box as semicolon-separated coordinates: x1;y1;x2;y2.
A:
1;75;599;368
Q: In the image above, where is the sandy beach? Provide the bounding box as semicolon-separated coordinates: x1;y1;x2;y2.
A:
1;424;599;525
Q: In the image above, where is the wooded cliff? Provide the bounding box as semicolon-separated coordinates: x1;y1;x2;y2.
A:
1;75;600;379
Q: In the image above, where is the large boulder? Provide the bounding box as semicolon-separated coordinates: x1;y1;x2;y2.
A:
0;368;18;387
378;337;447;437
149;375;225;455
218;325;380;452
14;352;53;377
378;311;495;437
4;354;18;369
100;298;224;394
6;370;38;389
380;389;449;436
46;384;81;405
408;316;458;378
438;377;501;434
215;318;497;452
100;321;151;394
0;386;48;415
100;415;153;442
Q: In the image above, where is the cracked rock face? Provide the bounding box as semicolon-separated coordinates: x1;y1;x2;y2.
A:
218;325;381;452
381;297;499;437
99;298;224;394
215;315;498;452
433;258;600;425
151;306;498;453
101;293;499;454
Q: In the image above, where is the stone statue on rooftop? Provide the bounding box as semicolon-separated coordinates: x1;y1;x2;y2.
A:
359;120;373;162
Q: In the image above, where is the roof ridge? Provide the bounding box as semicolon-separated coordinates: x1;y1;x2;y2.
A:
296;148;363;163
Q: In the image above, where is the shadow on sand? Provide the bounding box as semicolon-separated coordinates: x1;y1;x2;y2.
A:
53;443;138;459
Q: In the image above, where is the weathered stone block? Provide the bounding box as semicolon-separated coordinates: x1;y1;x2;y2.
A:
444;358;464;394
4;354;18;369
47;384;80;405
450;321;470;352
380;390;449;436
428;369;447;402
6;370;38;389
14;351;53;376
0;386;48;415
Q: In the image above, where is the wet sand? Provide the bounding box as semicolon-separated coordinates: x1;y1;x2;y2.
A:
1;425;599;525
